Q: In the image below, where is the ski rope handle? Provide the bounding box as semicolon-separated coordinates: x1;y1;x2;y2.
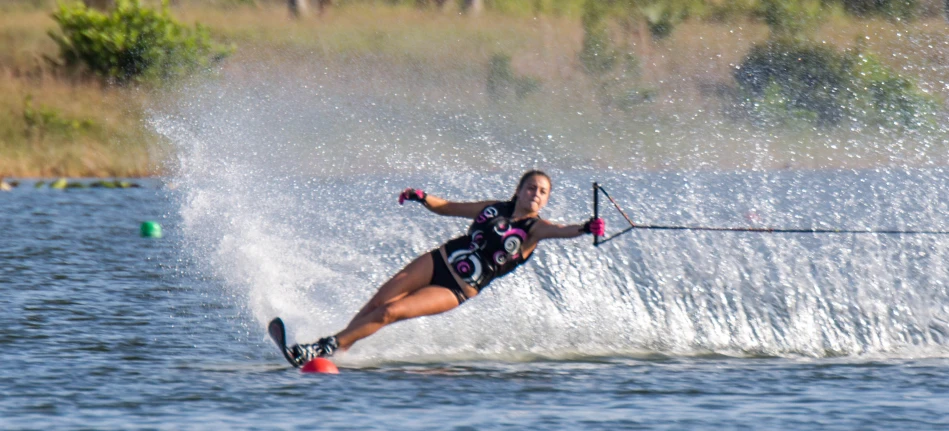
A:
593;182;599;247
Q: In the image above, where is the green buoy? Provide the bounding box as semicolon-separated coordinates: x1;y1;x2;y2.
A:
140;221;162;238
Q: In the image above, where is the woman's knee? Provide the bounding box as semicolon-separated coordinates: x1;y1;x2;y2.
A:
378;302;404;325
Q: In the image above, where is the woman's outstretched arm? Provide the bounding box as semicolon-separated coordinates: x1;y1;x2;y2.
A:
529;218;605;242
399;188;496;219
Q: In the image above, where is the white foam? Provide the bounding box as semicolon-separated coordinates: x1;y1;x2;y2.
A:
151;63;949;364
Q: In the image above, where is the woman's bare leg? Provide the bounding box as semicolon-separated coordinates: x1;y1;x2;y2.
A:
347;252;434;324
335;286;460;350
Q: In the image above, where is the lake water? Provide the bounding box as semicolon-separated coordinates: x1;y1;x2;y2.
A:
3;168;949;429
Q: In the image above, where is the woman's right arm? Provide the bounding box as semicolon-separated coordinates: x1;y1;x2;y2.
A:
399;188;495;219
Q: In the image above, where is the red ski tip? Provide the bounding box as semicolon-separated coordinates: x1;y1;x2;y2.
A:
301;358;339;374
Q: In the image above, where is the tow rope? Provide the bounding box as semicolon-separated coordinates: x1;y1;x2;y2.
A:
592;182;949;247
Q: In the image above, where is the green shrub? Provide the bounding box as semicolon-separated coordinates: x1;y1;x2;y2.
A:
577;1;656;111
578;0;616;77
846;51;937;127
841;0;919;19
734;39;937;127
486;53;541;101
735;39;848;125
486;53;513;100
706;0;761;23
639;0;699;39
760;0;824;40
23;95;95;139
48;0;232;84
615;87;656;111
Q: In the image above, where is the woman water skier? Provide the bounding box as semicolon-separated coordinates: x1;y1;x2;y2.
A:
276;170;605;366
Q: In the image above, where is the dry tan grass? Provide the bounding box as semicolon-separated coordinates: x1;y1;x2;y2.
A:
0;65;161;177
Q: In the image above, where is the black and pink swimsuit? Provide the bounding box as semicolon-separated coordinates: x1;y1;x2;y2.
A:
434;201;539;300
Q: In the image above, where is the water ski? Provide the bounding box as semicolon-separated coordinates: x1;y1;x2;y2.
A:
267;317;339;374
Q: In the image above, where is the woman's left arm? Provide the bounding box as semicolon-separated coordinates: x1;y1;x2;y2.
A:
529;218;604;242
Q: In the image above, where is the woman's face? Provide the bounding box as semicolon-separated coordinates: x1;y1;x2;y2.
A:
516;175;551;214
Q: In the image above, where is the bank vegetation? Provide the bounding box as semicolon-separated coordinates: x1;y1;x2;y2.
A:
1;0;947;176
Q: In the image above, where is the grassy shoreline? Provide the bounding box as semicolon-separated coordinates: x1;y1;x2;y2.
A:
1;3;948;177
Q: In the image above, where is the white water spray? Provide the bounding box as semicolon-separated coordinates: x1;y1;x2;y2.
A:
152;58;949;364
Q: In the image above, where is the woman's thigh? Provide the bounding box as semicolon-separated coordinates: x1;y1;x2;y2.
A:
386;285;460;322
366;252;434;307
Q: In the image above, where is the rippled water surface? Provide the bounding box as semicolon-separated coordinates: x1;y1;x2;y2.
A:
3;176;949;429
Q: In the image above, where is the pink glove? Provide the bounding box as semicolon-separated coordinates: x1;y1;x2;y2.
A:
398;188;427;205
582;218;606;236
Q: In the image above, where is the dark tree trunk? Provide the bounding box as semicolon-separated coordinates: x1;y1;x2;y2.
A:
463;0;483;15
288;0;309;18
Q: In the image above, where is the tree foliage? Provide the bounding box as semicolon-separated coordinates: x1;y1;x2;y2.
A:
841;0;920;19
735;39;935;127
49;0;232;84
486;53;541;101
579;0;616;77
761;0;825;40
